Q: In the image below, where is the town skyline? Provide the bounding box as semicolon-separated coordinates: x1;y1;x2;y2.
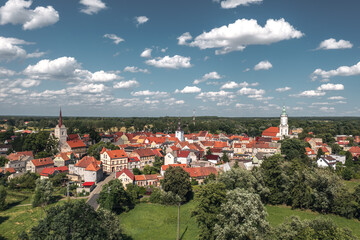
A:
0;0;359;117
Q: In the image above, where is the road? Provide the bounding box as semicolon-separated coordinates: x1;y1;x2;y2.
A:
86;172;115;210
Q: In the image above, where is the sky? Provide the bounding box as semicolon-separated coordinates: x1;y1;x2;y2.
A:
0;0;359;117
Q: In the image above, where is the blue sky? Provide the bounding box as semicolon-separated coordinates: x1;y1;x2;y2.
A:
0;0;359;117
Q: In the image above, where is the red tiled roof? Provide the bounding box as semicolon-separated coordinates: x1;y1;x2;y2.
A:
349;146;360;154
233;143;242;148
31;158;54;167
7;151;33;161
75;156;100;170
129;157;140;162
67;134;80;141
105;149;127;159
83;182;95;187
152;149;163;157
184;167;217;178
135;175;146;181
177;150;190;158
134;148;156;157
206;155;219;161
67;140;86;149
262;127;279;137
116;168;135;180
40;168;58;176
161;164;187;171
85;162;101;171
55;152;70;161
3;168;16;174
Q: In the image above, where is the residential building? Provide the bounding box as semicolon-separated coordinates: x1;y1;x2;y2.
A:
100;148;128;173
69;156;103;183
5;151;33;171
26;158;54;173
116;168;135;189
129;148;156;169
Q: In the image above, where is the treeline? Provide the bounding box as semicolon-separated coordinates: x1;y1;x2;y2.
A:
2;116;360;136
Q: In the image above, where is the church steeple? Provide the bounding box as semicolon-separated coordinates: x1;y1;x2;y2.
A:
59;108;63;127
177;117;182;131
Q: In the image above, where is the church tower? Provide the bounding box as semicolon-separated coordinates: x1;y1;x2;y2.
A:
175;118;184;142
279;106;289;139
54;108;68;150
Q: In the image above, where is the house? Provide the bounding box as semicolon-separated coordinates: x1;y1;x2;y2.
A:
26;158;54;173
5;151;33;171
317;156;339;169
0;167;16;175
128;157;141;170
164;152;176;165
63;140;87;157
129;148;156;169
116;168;135;189
349;146;360;157
134;174;162;187
53;152;75;167
69;156;103;183
184;167;218;184
262;127;279;138
100;148;128;173
206;154;220;164
0;144;11;155
40;166;68;179
176;151;192;165
160;164;188;176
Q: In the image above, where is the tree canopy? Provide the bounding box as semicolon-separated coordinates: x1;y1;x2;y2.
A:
162;166;192;203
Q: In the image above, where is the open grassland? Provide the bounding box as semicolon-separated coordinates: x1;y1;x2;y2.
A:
120;201;360;240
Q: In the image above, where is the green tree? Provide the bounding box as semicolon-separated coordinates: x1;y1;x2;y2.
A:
205;147;212;156
342;167;353;180
214;189;270;240
221;151;229;163
317;148;324;159
29;201;124;239
260;154;285;204
0;156;7;167
192;182;227;240
162;166;192;202
8;172;39;190
280;138;308;162
87;141;119;160
0;186;7;211
271;216;357;240
98;179;134;214
32;179;53;208
132;168;142;175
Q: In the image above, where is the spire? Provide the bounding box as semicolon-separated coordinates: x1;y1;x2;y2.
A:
59;107;62;127
177;117;182;131
281;105;287;115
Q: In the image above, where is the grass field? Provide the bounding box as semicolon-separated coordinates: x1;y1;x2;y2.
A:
342;179;360;193
120;202;360;240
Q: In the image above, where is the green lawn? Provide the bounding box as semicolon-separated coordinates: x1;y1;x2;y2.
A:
120;201;199;240
342;179;360;193
120;202;360;240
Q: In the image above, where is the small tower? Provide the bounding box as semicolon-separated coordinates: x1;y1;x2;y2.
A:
54;108;68;150
279;106;289;139
175;118;184;142
193;109;196;126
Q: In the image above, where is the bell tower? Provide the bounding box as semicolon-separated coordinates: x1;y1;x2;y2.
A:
175;118;184;142
54;108;68;150
279;106;289;139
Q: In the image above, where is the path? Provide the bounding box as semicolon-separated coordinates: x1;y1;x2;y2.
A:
86;172;115;210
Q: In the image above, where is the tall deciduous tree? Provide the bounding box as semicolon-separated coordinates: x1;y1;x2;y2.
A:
280;138;308;162
32;179;53;208
98;179;134;214
162;166;192;202
29;201;124;239
192;182;226;240
214;189;270;240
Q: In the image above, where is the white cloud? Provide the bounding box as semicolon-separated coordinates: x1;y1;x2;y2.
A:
237;87;265;96
135;16;149;26
319;106;335;112
193;71;222;84
26;50;46;58
177;32;192;45
113;79;139;89
140;48;152;58
0;36;33;61
292;107;303;111
0;67;15;76
23;56;121;82
328;96;345;100
68;83;105;94
175;86;201;94
123;66;149;73
145;55;192;69
235;103;254;109
104;34;124;45
317;38;353;50
243;68;250;72
21;79;40;88
196;90;235;102
219;0;262;9
80;0;106;15
295;90;326;97
131;90;169;97
180;18;303;54
0;0;59;30
162;98;185;105
312;61;360;79
254;60;272;71
276;87;291;92
220;81;255;89
317;83;344;91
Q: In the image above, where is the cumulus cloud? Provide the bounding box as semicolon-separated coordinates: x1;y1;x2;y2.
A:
218;0;262;9
104;34;124;44
145;55;192;69
67;83;105;94
135;16;149;26
0;36;40;61
275;87;291;92
312;61;360;80
131;90;169;97
0;0;59;30
254;60;272;70
179;18;303;54
319;106;335;112
237;87;265;96
20;79;40;88
294;90;326;97
80;0;106;15
196;91;235;102
113;79;139;89
328;96;345;100
193;71;223;84
317;38;353;50
123;66;149;73
317;83;344;91
0;67;15;76
140;48;152;58
235;103;254;109
23;56;121;82
175;86;201;93
220;81;257;89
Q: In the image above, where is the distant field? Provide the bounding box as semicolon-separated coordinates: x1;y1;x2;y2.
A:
120;202;360;240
